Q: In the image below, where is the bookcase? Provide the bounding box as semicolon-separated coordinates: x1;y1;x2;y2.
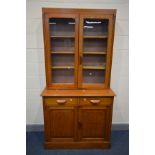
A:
41;8;116;149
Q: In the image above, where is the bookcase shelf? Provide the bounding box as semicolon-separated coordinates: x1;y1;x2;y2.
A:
83;36;108;39
83;52;106;55
52;66;74;69
83;66;105;70
51;36;75;38
52;51;74;54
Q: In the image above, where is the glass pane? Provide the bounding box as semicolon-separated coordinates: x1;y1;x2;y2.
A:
51;38;74;52
49;18;75;84
83;38;107;53
49;18;75;37
82;18;108;84
52;55;74;66
84;19;108;36
52;69;74;83
83;70;105;84
83;55;106;67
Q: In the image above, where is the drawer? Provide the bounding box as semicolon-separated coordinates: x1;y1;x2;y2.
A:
79;97;113;106
44;97;77;106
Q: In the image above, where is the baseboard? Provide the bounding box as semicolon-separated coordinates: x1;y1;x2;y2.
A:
26;123;129;132
26;124;44;132
112;124;129;130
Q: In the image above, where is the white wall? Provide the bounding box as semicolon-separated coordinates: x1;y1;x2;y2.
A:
26;0;129;125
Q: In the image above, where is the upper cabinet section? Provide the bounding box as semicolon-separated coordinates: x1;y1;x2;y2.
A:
42;8;116;89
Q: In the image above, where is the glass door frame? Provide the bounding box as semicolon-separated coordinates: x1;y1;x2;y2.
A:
43;13;79;89
78;14;114;89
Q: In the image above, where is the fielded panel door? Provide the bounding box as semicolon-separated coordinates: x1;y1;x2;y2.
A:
44;105;77;141
78;105;112;141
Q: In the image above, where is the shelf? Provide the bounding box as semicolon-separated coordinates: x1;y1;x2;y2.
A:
51;36;74;38
52;51;74;54
49;83;74;85
52;66;74;69
83;52;106;55
83;66;105;70
83;36;108;39
52;51;106;55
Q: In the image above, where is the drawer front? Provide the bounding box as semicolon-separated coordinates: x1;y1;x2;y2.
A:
79;97;113;106
44;97;77;106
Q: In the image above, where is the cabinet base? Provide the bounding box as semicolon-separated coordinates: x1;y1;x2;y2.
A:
44;141;111;149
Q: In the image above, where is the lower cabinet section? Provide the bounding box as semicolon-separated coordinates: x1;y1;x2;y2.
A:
43;96;114;149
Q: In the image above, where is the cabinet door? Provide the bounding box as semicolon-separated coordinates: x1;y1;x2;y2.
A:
78;106;112;141
44;105;77;142
43;13;79;89
78;14;115;89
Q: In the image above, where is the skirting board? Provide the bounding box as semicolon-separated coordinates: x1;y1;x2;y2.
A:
26;124;129;132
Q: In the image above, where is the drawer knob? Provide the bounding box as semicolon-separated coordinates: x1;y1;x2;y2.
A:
56;99;66;105
90;99;100;105
83;98;87;101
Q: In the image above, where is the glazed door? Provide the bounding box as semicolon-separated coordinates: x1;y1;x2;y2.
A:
78;14;114;89
43;14;79;89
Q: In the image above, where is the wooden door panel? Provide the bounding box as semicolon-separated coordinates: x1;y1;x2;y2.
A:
80;110;106;138
44;106;76;141
50;109;74;138
78;107;109;141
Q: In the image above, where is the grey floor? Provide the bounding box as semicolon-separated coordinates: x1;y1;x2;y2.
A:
26;130;129;155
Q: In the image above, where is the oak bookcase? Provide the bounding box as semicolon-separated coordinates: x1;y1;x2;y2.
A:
41;8;116;149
